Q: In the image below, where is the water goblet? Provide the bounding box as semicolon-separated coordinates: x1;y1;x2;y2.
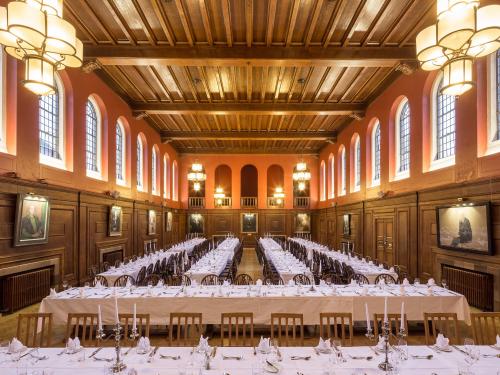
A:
441;278;448;289
413;278;420;286
62;280;69;290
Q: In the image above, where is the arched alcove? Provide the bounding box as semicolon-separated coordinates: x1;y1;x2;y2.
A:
240;164;258;197
214;164;232;196
266;164;284;197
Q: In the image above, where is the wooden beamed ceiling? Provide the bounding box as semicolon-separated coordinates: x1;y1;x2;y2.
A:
67;0;434;154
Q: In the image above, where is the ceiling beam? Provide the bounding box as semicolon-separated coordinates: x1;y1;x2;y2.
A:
161;130;336;142
132;102;365;116
176;148;320;155
84;45;416;67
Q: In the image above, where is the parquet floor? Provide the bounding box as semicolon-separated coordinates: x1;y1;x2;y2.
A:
0;248;477;347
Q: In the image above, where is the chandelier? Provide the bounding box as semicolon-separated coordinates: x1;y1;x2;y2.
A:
214;187;225;205
0;0;83;96
187;163;206;182
293;162;311;191
273;186;285;204
416;0;500;96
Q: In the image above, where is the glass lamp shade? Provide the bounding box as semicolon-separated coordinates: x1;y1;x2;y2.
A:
22;55;56;95
274;187;285;199
441;57;474;96
298;181;306;191
437;0;479;19
437;4;475;50
467;5;500;58
416;24;448;71
57;38;83;68
7;1;46;49
0;7;17;47
192;163;203;172
30;0;63;16
296;162;307;171
193;182;201;192
46;14;76;55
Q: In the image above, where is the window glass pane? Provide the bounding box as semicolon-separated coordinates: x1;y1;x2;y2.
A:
399;102;410;172
356;139;361;186
85;100;98;172
116;124;123;181
436;80;456;159
341;149;346;192
152;149;157;192
496;50;500;141
39;90;60;159
137;139;142;188
374;125;381;181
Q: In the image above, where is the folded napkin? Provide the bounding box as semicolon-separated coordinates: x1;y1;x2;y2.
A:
368;261;373;265
78;288;85;298
49;288;58;298
403;278;410;286
389;267;395;273
191;280;198;287
146;286;153;296
288;280;294;286
257;336;270;352
427;278;436;286
350;279;357;286
222;280;230;287
316;337;331;351
196;335;211;353
125;278;132;288
436;333;449;349
378;278;386;286
157;279;164;287
375;335;386;351
66;337;81;352
319;280;326;287
95;280;103;289
137;336;151;352
360;286;368;296
8;338;24;353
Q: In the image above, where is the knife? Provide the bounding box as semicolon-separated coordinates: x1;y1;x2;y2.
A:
18;348;37;360
88;347;103;359
148;346;159;362
451;345;468;355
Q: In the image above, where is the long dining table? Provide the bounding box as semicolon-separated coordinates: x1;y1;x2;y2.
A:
39;283;471;326
0;345;498;375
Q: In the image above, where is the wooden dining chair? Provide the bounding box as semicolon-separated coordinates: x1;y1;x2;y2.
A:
470;312;500;345
374;274;397;284
373;313;409;343
319;312;353;346
220;312;254;347
201;274;222;286
263;275;284;285
141;274;161;286
293;274;312;285
65;313;99;346
168;312;203;346
17;313;53;347
233;274;253;285
423;312;461;345
350;273;370;285
270;313;304;347
136;266;147;285
119;313;150;344
113;275;136;287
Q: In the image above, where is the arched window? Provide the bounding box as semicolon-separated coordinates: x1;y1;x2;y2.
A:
85;97;101;178
339;146;346;196
328;154;334;199
319;160;326;201
136;136;144;191
0;49;6;153
115;121;126;185
353;135;361;191
430;74;456;170
172;161;178;201
486;50;500;155
395;98;410;179
164;154;170;199
39;73;64;168
371;122;381;186
151;147;159;195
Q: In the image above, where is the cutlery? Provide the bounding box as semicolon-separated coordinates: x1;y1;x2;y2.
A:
159;354;181;360
93;356;113;362
147;346;159;362
348;354;373;360
265;360;279;373
482;354;500;358
411;354;433;360
313;347;320;355
18;348;37;360
211;346;217;358
56;349;66;356
451;345;468;356
124;346;134;356
427;345;440;353
88;347;103;359
290;355;310;360
253;346;257;356
222;354;242;360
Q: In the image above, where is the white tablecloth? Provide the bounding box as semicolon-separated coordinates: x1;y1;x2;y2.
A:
40;284;471;326
168;237;206;255
1;346;497;375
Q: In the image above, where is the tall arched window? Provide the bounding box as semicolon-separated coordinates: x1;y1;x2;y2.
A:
395;98;410;179
430;74;456;170
339;146;346;196
371;122;381;186
319;160;326;201
136;136;144;191
164;154;170;199
353;135;361;191
151;147;159;195
39;73;64;168
0;49;6;153
116;121;126;185
486;50;500;155
172;161;178;201
85;97;101;178
328;153;334;199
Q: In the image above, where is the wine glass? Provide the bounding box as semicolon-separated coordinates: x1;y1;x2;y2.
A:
464;338;479;370
413;278;420;286
441;278;448;289
62;279;69;290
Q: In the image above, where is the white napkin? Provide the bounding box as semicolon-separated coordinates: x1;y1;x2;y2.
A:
378;278;386;286
196;336;211;353
403;278;410;286
191;280;198;287
222;280;230;287
256;279;263;286
368;261;373;265
389;267;395;273
350;279;357;286
375;335;385;350
146;285;153;296
257;336;270;352
316;337;331;351
288;279;294;286
361;286;368;296
435;333;449;349
49;288;58;298
8;338;24;353
66;337;81;352
95;280;103;289
78;288;85;298
427;278;436;286
125;278;132;288
137;337;151;352
319;280;326;287
157;279;164;287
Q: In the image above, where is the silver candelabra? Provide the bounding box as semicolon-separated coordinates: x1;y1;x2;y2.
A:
96;323;139;373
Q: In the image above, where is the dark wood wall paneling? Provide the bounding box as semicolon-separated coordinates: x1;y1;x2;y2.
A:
312;179;500;310
0;177;185;289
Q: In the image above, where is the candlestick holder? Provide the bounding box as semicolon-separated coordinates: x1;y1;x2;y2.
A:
365;327;375;341
378;321;393;372
398;327;407;339
110;323;126;373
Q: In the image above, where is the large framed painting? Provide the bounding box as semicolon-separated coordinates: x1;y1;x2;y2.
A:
343;214;350;236
166;211;173;232
188;213;204;234
14;194;50;247
295;213;311;233
241;213;258;233
436;202;493;255
109;205;123;237
148;210;156;235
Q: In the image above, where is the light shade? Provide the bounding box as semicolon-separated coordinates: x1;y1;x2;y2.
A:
467;5;500;58
193;182;201;191
416;25;448;71
273;186;285;199
441;56;474;96
214;187;225;199
46;14;76;55
192;163;203;172
296;162;307;171
7;1;46;49
437;4;475;50
437;0;479;19
22;55;56;95
298;181;306;191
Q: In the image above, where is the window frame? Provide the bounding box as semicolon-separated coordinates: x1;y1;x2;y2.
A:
371;122;381;187
136;136;144;191
164;154;170;199
85;97;102;179
115;120;126;186
339;146;346;196
0;49;7;154
172;161;178;201
328;154;334;199
151;147;159;196
485;51;500;156
320;160;326;201
395;98;410;180
353;136;361;192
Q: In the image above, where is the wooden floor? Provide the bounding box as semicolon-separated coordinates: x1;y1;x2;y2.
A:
0;248;476;347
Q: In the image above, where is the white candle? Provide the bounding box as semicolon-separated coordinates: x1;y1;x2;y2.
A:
133;303;137;331
114;295;119;324
400;302;405;331
97;305;103;331
383;296;388;323
365;303;371;331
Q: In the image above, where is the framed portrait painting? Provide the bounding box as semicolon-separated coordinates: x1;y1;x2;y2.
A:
188;213;204;234
14;194;50;247
166;211;173;232
343;214;350;236
241;213;258;233
295;213;311;233
436;202;493;255
109;205;122;237
148;210;156;235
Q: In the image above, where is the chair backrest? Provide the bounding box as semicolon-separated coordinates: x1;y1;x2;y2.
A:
373;313;409;342
136;266;147;285
293;274;312;285
350;273;370;285
114;259;121;268
168;312;203;346
263;276;284;285
423;312;461;345
146;263;154;275
17;313;53;347
141;274;161;287
88;265;98;279
113;275;136;287
65;313;99;346
201;274;222;286
374;273;397;284
321;273;344;285
220;312;254;346
234;274;253;285
270;313;304;346
319;312;353;346
470;312;500;345
119;313;150;343
91;275;109;287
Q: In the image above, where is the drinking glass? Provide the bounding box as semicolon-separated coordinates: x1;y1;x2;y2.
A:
441;278;448;289
464;338;479;369
413;278;420;286
84;282;90;289
62;279;69;290
396;339;408;361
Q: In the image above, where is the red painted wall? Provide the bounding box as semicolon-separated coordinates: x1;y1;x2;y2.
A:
317;57;500;208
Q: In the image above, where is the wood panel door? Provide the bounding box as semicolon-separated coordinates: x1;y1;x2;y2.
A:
375;218;394;265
